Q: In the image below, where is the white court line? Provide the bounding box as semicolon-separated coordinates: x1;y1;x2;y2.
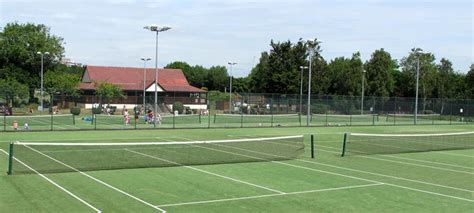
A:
0;149;101;213
439;152;474;158
22;145;167;213
176;136;473;202
316;144;474;175
158;183;384;208
125;149;285;194
304;147;474;193
318;144;474;171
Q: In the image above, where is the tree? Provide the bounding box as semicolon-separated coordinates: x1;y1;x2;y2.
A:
94;82;125;106
207;66;228;91
327;52;363;96
435;58;457;99
44;68;81;107
0;22;65;92
0;78;29;107
364;48;397;97
249;52;271;93
466;64;474;99
232;77;251;93
400;48;438;112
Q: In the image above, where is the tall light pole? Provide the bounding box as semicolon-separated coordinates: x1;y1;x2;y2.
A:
361;69;366;115
37;51;49;112
144;25;171;127
228;62;237;113
307;51;313;126
414;54;421;125
299;66;308;115
141;57;151;109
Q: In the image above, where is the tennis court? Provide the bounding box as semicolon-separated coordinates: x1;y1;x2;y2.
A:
0;125;473;212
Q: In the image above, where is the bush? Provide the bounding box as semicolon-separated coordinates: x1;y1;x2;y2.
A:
70;107;81;115
173;102;184;114
92;107;102;114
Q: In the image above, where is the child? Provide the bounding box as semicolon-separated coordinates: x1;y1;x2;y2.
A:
24;122;29;130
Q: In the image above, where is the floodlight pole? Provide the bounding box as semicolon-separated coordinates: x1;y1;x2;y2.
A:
228;62;237;113
414;56;420;125
299;66;308;115
37;51;49;113
361;69;366;115
307;51;313;126
144;25;170;127
141;57;151;108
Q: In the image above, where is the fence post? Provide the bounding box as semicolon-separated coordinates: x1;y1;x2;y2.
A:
240;113;243;128
50;112;53;131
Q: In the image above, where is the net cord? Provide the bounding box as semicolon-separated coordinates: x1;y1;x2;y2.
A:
350;131;474;137
14;135;304;146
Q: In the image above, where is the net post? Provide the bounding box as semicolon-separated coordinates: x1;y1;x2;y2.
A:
3;113;6;131
213;114;216;123
341;133;348;157
94;113;97;130
7;142;14;175
299;113;302;127
173;113;176;129
372;114;375;126
199;113;201;124
50;112;53;131
240;113;243;128
310;134;315;158
72;114;76;125
349;114;352;126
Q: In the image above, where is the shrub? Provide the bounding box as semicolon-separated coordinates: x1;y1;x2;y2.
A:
92;107;102;114
70;107;81;115
173;102;184;114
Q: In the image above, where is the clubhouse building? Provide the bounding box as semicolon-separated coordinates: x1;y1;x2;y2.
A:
77;65;207;111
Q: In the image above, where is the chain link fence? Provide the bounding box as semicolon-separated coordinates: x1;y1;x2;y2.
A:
1;92;472;131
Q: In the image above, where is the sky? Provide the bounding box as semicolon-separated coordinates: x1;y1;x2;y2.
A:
1;0;472;77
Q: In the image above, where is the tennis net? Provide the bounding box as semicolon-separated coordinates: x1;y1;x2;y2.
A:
213;114;301;127
7;135;304;175
341;131;474;156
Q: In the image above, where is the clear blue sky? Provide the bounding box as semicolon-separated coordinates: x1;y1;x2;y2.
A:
1;0;472;77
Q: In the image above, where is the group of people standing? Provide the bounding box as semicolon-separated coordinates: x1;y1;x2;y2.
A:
122;105;161;126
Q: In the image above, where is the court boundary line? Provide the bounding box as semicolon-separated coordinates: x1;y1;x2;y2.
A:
125;149;285;194
174;136;473;203
228;135;474;193
303;148;474;193
158;183;384;208
22;145;167;213
326;142;473;175
0;149;101;213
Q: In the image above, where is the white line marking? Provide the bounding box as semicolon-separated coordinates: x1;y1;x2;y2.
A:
125;149;285;194
438;152;474;158
318;144;474;174
380;155;474;170
176;136;473;202
0;149;101;213
22;145;167;213
158;183;384;207
305;146;474;193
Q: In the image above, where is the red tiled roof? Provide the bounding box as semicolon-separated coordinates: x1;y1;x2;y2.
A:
79;65;206;93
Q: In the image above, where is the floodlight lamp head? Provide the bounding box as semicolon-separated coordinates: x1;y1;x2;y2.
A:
44;52;50;55
228;62;237;65
36;51;41;55
300;66;308;69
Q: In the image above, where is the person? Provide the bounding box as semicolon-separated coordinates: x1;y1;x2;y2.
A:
156;113;162;126
24;122;29;130
12;120;18;130
147;110;154;124
134;109;140;124
123;109;130;126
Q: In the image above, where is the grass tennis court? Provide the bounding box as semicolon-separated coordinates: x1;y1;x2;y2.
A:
0;125;473;212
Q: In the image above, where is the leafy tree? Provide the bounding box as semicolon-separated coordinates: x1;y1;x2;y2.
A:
249;52;271;93
0;22;65;92
327;52;363;96
207;66;228;91
364;49;397;97
435;58;457;99
0;78;29;107
44;68;81;107
466;64;474;99
94;82;125;106
400;48;438;112
232;77;251;93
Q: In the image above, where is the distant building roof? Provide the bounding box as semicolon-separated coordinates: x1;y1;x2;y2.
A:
79;65;206;93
